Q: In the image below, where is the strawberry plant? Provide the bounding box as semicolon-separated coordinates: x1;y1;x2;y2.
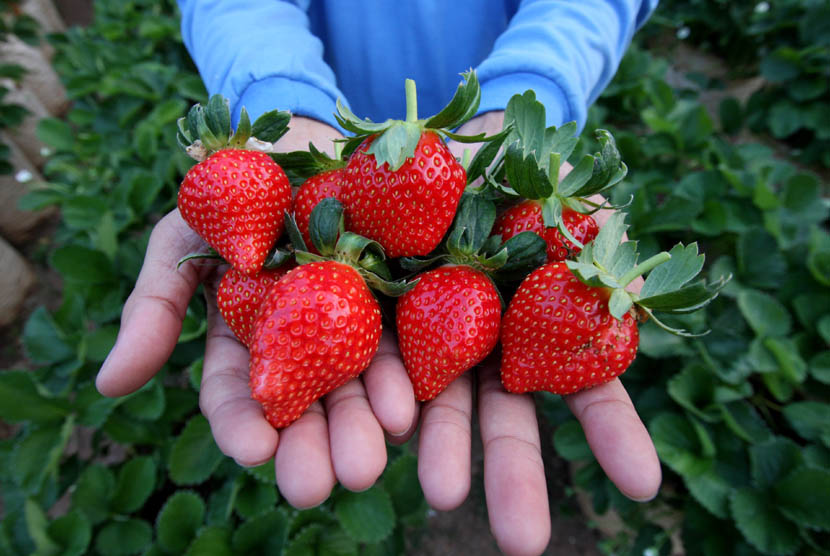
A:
543;43;830;556
0;2;428;555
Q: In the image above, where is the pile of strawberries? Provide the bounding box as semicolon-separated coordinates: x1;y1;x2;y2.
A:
175;72;729;429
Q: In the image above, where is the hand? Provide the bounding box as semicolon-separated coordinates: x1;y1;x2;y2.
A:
96;117;420;508
407;113;662;556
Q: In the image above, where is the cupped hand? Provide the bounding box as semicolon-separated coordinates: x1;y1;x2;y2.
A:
96;117;419;508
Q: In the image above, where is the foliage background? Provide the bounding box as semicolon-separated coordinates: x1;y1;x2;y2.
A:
0;0;828;555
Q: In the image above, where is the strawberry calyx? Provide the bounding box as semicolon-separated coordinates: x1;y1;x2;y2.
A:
176;94;291;162
401;194;547;284
566;212;732;337
285;198;415;297
271;141;346;186
335;70;490;171
480;90;628;250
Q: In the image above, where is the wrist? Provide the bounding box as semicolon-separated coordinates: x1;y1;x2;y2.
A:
276;116;344;155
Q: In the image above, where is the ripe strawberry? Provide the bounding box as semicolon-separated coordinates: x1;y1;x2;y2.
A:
493;200;598;262
336;72;488;258
293;168;344;254
500;261;639;395
178;149;291;275
500;213;730;396
397;265;501;401
249;261;382;428
217;265;292;347
342;132;465;257
176;94;292;275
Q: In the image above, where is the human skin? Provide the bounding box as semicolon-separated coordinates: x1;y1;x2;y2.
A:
96;114;660;556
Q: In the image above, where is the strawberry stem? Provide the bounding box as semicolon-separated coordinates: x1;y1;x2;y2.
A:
461;148;472;170
621;251;672;287
405;79;418;123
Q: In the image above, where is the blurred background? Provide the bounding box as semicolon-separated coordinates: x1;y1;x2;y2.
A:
0;1;828;554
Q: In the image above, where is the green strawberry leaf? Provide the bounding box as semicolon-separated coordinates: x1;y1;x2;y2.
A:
110;456;157;514
425;70;481;130
638;277;729;314
168;415;225;485
640;243;705;298
156;491;206;554
367;120;422;171
250;109;291;144
465;125;512;185
94;519;153;556
608;288;634;320
492;231;547;282
48;510;92;556
334;486;395;543
204;94;231;146
231;509;289;555
558;153;595;198
750;437;803;490
591;212;628;270
185;526;233;556
309;197;345;256
504;142;553;200
730;487;803;555
447;195;496;255
230;106;252;148
774;467;830;530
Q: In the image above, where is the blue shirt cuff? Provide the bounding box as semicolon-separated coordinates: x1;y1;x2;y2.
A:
233;76;343;132
478;72;572;130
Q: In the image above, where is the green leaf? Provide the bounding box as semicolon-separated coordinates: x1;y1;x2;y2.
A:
719;97;743;134
448;195;496;255
608;288;633;320
72;464;115;525
737;229;788;289
24;499;60;556
204;94;231;145
36;118;74;151
810;351;830;385
366;121;422;172
667;364;719;422
12;419;74;494
51;245;116;284
591;211;628;270
122;378;165;421
750;437;804;490
685;466;733;520
309;197;344;256
640;243;704;298
156;491;206;553
649;413;710;476
250;109;291;144
0;371;70;424
47;510;92;556
94;519;152;556
231;509;289;555
424;70;481;130
382;453;426;523
184;526;232;556
244;461;276;484
335;486;396;543
493;231;547;282
737;290;792;338
808;249;830;287
168;415;225;485
721;401;772;444
110;456;156;514
553;420;592;461
503;142;553;200
283;524;324;556
557;154;594;197
731;488;802;555
22;307;75;365
782;402;830;446
775;467;830;531
235;477;277;519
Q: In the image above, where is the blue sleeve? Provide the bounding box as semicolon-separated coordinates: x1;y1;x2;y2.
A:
476;0;659;130
177;0;344;129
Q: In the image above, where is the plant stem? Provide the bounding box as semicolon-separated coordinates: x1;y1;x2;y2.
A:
405;79;418;122
620;251;672;287
461;148;472;170
334;140;344;161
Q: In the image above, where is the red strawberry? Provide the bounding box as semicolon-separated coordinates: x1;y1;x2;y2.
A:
217;265;293;347
335;73;486;258
396;265;501;401
342;132;465;257
500;261;639;395
178;149;291;275
249;261;382;429
493;200;598;262
293;168;344;254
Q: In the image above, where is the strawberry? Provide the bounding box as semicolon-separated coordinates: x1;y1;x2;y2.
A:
500;261;639;394
493;200;598;262
176;95;292;275
250;199;414;428
178;149;291;275
249;261;382;428
500;213;730;396
342;132;465;257
293;168;344;254
397;265;501;401
216;265;292;347
336;72;491;258
395;194;546;400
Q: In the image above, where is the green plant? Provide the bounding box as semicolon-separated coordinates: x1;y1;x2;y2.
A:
544;45;830;555
0;1;428;554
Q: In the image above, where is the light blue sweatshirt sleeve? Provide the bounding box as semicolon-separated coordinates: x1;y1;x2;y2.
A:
476;0;658;129
177;0;345;130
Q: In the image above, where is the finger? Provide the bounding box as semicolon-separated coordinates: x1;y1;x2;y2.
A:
566;379;661;501
96;210;208;397
362;330;418;440
275;401;337;509
198;290;279;467
325;378;387;491
478;360;550;556
417;372;472;511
